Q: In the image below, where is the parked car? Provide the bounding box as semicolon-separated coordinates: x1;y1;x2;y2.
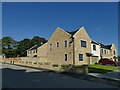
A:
99;58;118;66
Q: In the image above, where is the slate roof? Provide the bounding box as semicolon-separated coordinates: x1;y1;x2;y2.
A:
92;40;112;49
66;30;79;36
91;40;100;45
28;44;41;50
98;42;112;49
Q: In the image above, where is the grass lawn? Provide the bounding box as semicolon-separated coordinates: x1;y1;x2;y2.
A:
88;64;120;74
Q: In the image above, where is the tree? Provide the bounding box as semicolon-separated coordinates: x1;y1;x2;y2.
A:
2;37;16;49
16;38;32;57
1;36;47;57
31;36;47;46
2;37;17;58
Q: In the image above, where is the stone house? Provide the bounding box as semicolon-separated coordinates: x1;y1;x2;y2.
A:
27;45;39;57
99;43;117;60
27;26;117;66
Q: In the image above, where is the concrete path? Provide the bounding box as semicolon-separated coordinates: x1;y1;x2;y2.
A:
89;70;120;81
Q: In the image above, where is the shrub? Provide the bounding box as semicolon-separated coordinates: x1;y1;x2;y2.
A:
74;65;82;68
52;64;58;67
61;64;72;69
95;62;98;65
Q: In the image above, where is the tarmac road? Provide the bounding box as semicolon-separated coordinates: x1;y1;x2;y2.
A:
0;63;118;88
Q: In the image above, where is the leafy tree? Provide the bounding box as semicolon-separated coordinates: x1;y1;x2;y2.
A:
2;37;17;58
1;36;47;57
16;38;32;57
2;37;16;49
31;36;47;46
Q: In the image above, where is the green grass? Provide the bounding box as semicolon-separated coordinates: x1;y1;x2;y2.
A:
88;64;120;74
60;64;120;74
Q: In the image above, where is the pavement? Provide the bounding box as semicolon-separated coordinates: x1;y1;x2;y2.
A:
88;70;120;81
1;63;119;88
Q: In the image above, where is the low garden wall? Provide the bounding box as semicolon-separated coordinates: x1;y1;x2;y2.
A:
1;57;63;71
1;57;89;74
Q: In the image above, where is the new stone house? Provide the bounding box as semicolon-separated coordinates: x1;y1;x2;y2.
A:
27;26;117;66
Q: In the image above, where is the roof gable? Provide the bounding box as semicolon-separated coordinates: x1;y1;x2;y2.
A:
73;26;91;40
66;29;79;36
48;27;71;41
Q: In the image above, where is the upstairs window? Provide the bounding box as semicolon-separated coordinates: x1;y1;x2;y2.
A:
81;40;87;48
106;50;108;54
93;45;96;50
65;54;68;61
57;42;59;48
104;50;106;54
33;50;36;53
79;54;83;61
101;49;103;53
65;40;67;47
114;51;116;55
50;44;52;50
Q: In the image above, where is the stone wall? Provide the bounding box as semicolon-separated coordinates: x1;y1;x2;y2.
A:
74;27;91;65
47;27;73;66
1;57;64;71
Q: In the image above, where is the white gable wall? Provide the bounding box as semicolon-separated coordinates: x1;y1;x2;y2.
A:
91;43;101;60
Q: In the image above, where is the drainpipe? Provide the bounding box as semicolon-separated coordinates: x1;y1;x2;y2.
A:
71;36;75;66
73;38;75;66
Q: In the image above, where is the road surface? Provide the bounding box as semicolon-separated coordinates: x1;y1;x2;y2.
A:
0;63;118;88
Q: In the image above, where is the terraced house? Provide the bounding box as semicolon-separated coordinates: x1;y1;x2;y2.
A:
27;26;117;66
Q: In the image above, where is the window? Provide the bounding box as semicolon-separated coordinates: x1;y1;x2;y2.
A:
106;50;108;54
50;44;52;50
101;49;103;53
57;42;59;48
108;50;109;54
93;45;96;50
114;51;116;55
104;50;106;54
65;54;68;61
36;49;37;53
65;40;67;47
81;40;87;48
33;50;35;53
79;54;83;61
